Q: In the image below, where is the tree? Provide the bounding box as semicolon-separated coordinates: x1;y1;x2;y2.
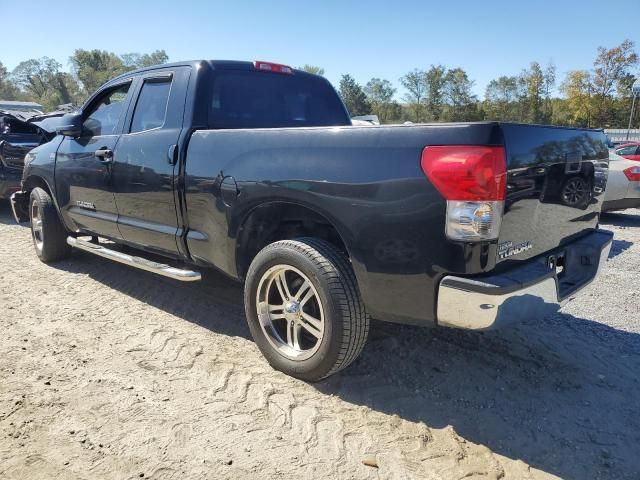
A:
542;62;556;123
521;62;545;123
70;49;128;94
560;70;594;127
443;68;478;121
400;69;426;122
484;75;520;121
424;65;447;121
299;65;325;76
11;57;79;110
121;50;169;69
364;78;399;123
338;74;370;116
591;39;638;126
0;61;19;100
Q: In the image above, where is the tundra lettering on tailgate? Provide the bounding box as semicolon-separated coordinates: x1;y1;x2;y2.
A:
498;240;533;260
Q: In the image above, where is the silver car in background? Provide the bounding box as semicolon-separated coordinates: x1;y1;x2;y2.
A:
602;151;640;212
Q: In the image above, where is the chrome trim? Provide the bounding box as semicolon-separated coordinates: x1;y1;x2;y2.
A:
437;236;612;330
437;277;559;330
67;237;201;282
10;191;29;223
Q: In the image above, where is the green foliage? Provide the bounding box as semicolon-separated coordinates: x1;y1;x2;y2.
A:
1;41;637;129
338;74;371;116
299;65;325;76
399;69;427;122
70;49;128;94
121;50;169;69
11;57;81;110
364;78;400;123
484;75;522;121
0;61;20;100
442;68;479;121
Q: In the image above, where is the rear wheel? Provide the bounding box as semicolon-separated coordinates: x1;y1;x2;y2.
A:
244;238;369;381
29;187;71;263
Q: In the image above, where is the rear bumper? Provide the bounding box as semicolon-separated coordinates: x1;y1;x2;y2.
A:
436;229;613;330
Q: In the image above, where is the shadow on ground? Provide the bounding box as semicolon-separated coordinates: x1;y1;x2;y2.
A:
0;200;23;226
2;202;639;479
601;210;640;228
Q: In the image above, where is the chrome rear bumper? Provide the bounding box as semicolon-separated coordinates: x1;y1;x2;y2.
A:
437;229;613;330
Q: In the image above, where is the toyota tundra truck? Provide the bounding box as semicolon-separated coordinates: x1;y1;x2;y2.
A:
10;60;613;381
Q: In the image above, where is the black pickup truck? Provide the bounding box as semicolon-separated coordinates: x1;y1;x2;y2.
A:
11;60;613;381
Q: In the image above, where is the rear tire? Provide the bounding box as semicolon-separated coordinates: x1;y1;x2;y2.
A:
29;187;71;263
244;238;369;381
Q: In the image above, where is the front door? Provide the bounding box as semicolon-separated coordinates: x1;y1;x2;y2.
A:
112;68;190;255
55;80;135;239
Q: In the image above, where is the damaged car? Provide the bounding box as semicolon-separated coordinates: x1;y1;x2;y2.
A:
0;109;66;199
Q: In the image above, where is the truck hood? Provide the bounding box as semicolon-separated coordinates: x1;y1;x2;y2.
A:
0;108;69;134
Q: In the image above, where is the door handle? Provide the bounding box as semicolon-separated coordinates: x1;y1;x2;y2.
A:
167;144;178;165
95;148;114;163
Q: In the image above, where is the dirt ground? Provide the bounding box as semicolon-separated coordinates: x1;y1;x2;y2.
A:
1;202;639;480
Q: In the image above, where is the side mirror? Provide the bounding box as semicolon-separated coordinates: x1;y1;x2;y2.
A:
55;112;83;137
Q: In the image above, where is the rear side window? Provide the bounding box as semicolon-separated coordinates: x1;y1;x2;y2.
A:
209;71;349;129
130;78;172;133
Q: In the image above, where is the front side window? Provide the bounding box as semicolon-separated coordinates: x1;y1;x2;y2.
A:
130;78;172;133
83;83;131;136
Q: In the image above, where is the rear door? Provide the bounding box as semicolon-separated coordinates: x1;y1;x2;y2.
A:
112;67;190;255
55;80;135;238
496;124;609;265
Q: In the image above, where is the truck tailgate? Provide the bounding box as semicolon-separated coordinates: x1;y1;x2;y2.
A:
497;123;609;265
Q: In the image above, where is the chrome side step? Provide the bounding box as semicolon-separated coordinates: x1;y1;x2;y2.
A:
67;237;201;282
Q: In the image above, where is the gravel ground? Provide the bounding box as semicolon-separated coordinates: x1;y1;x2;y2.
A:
0;202;639;480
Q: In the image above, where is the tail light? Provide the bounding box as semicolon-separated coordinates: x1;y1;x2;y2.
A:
254;61;294;75
421;145;507;241
623;165;640;181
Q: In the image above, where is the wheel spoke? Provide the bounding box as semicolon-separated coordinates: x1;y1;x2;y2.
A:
274;272;292;301
299;286;315;307
268;303;284;313
294;280;311;301
300;312;322;338
286;321;301;349
256;264;325;360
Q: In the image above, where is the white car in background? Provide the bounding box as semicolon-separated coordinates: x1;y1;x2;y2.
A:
602;152;640;212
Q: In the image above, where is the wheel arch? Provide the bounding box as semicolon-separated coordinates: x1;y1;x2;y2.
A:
234;201;357;281
22;174;70;230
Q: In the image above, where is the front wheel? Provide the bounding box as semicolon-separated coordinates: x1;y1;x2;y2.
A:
244;238;369;381
29;187;71;263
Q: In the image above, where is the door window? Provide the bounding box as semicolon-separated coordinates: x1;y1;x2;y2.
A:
130;78;172;133
616;145;637;155
83;83;131;136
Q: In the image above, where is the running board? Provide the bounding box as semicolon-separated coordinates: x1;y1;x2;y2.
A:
67;237;201;282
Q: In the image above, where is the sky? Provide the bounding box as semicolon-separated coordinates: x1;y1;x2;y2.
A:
2;0;638;99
